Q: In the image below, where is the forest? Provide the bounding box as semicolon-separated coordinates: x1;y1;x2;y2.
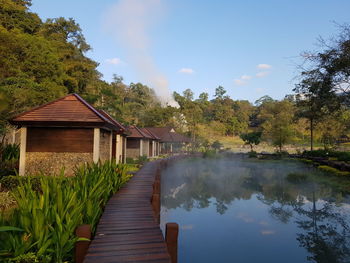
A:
1;0;350;152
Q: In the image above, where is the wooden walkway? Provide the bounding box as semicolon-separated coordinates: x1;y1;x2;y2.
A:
83;160;171;263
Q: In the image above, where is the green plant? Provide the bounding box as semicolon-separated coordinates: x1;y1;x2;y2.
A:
240;132;262;152
0;161;130;262
137;155;148;165
0;176;41;192
0;192;16;211
318;165;350;176
1;144;20;162
248;151;257;158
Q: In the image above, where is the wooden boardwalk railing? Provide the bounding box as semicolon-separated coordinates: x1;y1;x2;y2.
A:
83;160;171;263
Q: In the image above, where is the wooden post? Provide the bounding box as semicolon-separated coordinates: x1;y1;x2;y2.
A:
93;128;100;163
75;224;91;263
153;180;160;195
19;127;27;176
151;193;160;224
165;223;179;263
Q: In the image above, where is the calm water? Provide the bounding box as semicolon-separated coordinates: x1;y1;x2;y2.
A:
160;156;350;263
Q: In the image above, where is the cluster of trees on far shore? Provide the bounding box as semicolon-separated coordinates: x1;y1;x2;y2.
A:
0;0;350;152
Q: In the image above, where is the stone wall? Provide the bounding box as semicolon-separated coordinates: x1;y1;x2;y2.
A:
100;130;111;162
142;139;149;157
126;148;140;159
25;152;93;176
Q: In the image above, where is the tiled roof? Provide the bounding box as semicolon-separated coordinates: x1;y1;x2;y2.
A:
145;127;191;143
98;109;128;135
127;126;152;139
10;94;117;130
141;128;161;140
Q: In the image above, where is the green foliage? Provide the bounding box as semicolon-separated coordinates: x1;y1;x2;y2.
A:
0;176;41;192
303;150;350;162
318;165;350;176
258;100;295;152
0;191;16;210
240;132;262;151
211;140;223;151
203;149;217;158
1;144;19;161
248;151;257;158
0;161;130;262
8;253;42;263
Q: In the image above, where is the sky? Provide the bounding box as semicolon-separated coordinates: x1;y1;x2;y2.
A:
30;0;350;103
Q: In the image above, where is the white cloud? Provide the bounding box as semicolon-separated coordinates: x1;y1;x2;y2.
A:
178;68;194;74
256;71;270;78
257;64;272;69
241;75;252;80
105;57;122;65
234;79;247;86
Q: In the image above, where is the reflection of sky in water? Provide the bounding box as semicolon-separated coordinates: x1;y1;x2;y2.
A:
160;157;350;263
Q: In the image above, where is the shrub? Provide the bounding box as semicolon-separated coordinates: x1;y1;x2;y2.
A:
137;155;148;165
0;161;130;263
203;149;216;158
302;150;350;162
248;151;257;158
1;144;20;162
0;176;41;192
318;165;350;176
0;192;16;210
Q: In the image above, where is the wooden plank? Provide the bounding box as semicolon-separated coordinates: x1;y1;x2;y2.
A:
83;161;171;263
26;127;93;153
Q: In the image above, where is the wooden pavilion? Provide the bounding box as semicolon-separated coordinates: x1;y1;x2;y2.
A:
10;94;127;176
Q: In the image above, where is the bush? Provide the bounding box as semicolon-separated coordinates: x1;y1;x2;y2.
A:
318;165;350;176
248;151;257;158
1;144;20;162
0;176;41;192
0;191;16;210
203;149;216;158
0;161;130;263
302;150;350;162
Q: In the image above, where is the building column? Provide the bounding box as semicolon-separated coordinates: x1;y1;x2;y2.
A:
152;141;155;157
93;128;100;163
109;131;113;161
123;137;127;163
116;134;121;163
139;139;143;157
19;127;27;176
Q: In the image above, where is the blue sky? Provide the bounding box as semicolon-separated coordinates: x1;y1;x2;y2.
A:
30;0;350;103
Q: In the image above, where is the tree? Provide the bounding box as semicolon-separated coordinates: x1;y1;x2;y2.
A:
259;100;295;152
240;132;262;152
211;140;223;152
214;86;226;100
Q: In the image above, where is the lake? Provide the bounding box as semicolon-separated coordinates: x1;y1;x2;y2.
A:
160;155;350;263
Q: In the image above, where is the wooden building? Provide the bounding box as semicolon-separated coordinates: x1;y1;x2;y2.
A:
145;127;191;154
141;128;161;157
126;126;161;159
10;94;127;176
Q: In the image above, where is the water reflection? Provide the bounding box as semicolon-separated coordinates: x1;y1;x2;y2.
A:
161;156;350;263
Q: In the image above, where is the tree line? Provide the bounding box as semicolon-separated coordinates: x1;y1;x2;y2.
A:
0;0;349;151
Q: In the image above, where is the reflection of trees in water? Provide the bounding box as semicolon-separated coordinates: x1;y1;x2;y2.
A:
293;193;350;263
162;157;350;263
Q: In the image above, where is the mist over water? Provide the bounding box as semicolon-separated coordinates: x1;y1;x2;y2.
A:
160;156;350;263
